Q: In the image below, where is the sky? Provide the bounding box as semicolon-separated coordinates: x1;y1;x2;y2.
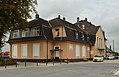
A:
2;0;119;52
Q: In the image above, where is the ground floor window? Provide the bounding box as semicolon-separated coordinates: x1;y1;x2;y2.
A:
82;46;86;57
54;46;60;58
12;44;17;58
33;43;40;58
21;44;27;58
76;45;80;57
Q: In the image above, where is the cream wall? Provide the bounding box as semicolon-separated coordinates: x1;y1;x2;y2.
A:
93;27;106;56
52;26;66;38
53;41;90;59
10;40;53;59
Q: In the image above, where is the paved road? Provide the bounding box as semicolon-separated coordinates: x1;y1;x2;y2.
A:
0;60;119;77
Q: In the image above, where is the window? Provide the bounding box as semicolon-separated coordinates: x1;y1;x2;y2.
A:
22;28;30;37
55;29;59;36
12;44;17;58
91;50;93;54
82;33;85;41
76;32;78;39
82;25;85;29
76;45;80;57
12;30;19;38
21;44;27;58
82;46;86;57
97;37;102;49
54;46;60;57
31;27;41;36
87;36;89;42
69;44;73;49
33;43;40;57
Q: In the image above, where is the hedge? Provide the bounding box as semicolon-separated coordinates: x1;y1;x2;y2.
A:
0;59;17;66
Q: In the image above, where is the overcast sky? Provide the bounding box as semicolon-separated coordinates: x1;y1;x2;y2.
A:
37;0;119;52
2;0;119;52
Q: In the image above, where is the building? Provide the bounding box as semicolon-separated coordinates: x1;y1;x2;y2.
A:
8;15;106;62
8;14;53;61
75;18;107;57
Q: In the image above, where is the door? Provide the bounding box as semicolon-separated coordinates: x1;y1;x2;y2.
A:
54;46;60;59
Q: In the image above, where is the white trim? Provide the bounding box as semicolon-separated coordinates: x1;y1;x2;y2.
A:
21;44;27;58
12;44;17;58
82;46;86;57
76;45;80;57
33;43;40;58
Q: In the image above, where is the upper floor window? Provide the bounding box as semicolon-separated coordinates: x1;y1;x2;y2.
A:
76;32;78;39
87;36;89;42
55;29;59;36
69;44;73;50
82;25;85;29
12;30;19;38
31;27;42;36
97;37;102;49
82;33;85;41
22;28;30;37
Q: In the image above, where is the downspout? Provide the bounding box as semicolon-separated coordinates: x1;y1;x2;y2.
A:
42;25;48;66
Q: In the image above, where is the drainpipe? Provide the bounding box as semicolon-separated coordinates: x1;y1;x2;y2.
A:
42;25;48;66
89;36;92;60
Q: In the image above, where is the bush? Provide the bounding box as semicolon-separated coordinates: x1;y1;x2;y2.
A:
0;59;17;66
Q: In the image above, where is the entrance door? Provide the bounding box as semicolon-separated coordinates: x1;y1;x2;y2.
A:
54;46;60;60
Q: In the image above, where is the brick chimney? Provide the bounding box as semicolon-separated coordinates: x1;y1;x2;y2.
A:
85;18;87;21
77;17;79;23
63;17;66;21
35;14;39;19
58;15;60;19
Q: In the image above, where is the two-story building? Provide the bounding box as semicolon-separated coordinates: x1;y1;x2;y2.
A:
75;18;106;57
8;14;106;62
8;14;53;61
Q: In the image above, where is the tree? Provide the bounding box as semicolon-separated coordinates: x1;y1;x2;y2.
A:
0;0;37;48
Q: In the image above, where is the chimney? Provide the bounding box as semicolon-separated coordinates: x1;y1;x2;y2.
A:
110;45;112;51
85;18;87;21
77;17;79;23
35;14;39;19
63;17;65;21
58;15;60;19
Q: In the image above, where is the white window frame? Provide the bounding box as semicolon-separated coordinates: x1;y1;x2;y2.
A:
12;30;19;38
76;32;78;39
76;45;80;57
55;28;59;36
21;44;27;58
22;28;30;37
12;44;18;58
31;27;41;36
69;44;73;49
33;43;40;58
82;46;86;57
54;46;60;58
82;25;85;29
82;34;85;41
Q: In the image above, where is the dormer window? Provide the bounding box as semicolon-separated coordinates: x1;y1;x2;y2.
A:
82;33;85;41
32;27;42;36
22;28;30;37
12;30;19;38
76;32;78;39
87;36;89;42
55;29;59;36
82;25;85;29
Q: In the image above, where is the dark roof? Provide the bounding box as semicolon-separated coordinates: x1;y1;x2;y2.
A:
8;17;53;43
75;20;100;35
50;17;89;44
28;17;50;27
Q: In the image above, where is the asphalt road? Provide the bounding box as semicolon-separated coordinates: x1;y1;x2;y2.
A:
0;60;119;77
